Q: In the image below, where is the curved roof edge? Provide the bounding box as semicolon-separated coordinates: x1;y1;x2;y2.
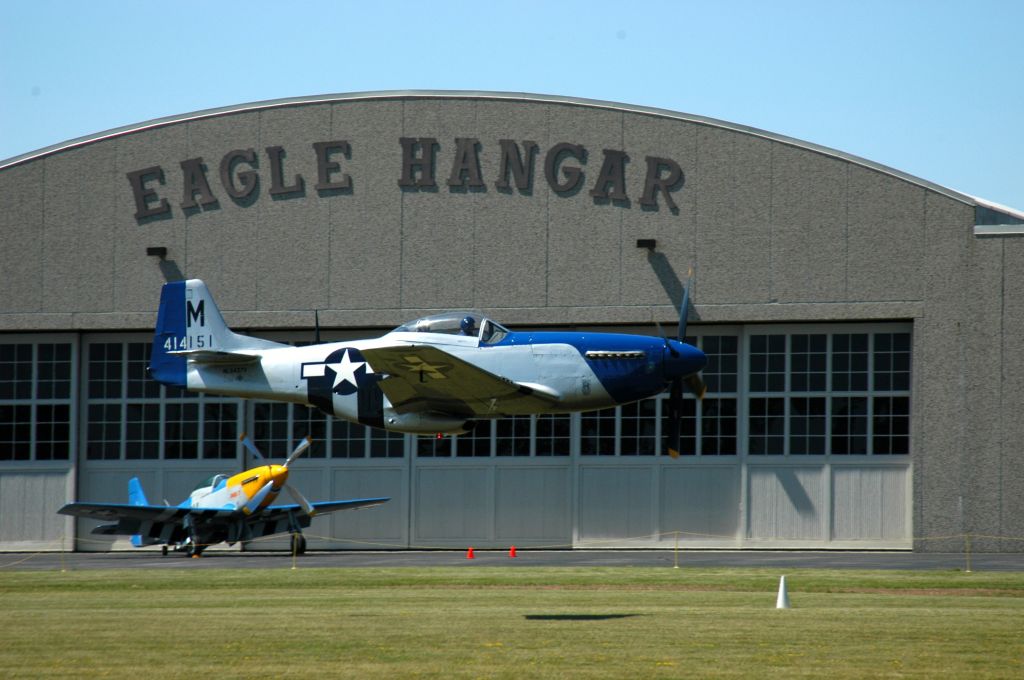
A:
2;89;1020;219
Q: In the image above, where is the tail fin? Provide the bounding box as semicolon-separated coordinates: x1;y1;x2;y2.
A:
149;279;283;386
128;477;149;548
128;477;149;506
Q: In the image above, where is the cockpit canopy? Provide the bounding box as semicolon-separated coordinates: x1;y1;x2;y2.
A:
194;474;228;492
392;311;509;345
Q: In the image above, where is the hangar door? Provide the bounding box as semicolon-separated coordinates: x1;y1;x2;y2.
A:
71;323;911;551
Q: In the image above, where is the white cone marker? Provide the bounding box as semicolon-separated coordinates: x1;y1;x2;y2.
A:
776;575;791;609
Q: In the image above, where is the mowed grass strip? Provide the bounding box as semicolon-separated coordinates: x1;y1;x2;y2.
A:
1;567;1022;678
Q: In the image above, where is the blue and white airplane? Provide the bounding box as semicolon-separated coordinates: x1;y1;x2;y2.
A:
149;278;708;456
59;435;388;556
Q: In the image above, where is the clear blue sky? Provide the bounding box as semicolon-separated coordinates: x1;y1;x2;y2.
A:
2;0;1021;209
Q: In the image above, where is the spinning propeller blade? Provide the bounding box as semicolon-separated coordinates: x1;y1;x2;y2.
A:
286;484;316;516
664;268;706;458
284;436;312;468
242;480;275;515
239;432;265;461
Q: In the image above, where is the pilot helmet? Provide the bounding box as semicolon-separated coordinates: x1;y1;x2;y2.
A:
461;315;477;334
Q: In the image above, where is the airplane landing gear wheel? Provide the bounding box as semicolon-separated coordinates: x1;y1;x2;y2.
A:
291;533;307;556
161;545;168;557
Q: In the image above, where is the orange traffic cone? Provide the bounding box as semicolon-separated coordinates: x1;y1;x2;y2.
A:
509;545;517;558
466;547;475;559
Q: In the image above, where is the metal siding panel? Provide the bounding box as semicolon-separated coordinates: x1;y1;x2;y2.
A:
578;466;654;543
0;470;70;545
660;465;741;544
330;467;406;545
494;466;571;543
832;466;909;541
414;467;491;541
747;466;825;541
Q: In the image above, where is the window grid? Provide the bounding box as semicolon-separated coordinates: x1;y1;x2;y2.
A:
619;399;657;456
86;341;240;461
1;341;74;461
535;414;571;456
746;331;910;456
495;416;531;457
580;407;617;455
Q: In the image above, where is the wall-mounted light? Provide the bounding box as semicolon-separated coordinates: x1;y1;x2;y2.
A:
146;247;167;259
636;239;657;251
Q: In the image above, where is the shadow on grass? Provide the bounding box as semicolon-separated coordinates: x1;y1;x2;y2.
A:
524;614;640;621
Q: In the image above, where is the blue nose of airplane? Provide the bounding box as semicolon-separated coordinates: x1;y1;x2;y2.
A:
663;339;707;380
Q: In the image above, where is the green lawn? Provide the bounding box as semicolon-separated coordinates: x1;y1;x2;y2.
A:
2;567;1022;678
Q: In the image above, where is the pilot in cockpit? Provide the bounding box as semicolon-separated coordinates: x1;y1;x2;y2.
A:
460;315;477;336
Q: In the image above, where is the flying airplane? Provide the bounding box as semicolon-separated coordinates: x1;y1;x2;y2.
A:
148;277;708;456
58;436;389;556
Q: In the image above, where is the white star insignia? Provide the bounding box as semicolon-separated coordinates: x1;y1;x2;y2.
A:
326;349;366;390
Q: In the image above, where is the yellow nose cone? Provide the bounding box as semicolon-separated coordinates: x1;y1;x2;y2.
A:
268;464;289;489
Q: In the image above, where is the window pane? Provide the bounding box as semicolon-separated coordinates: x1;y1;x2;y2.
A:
701;398;737;455
127;343;161;399
620;399;657;455
535;414;570;456
369;427;404;458
0;404;33;460
831;397;868;454
35;404;71;460
790;397;826;455
701;335;739;393
165;403;199;459
0;343;33;400
790;334;827;391
86;403;121;460
416;434;453;457
203;403;239;459
580;407;616;455
88;343;122;399
873;396;910;455
496;417;531;456
291;405;327;458
874;333;911;391
125;403;160;460
37;343;72;399
832;333;868;391
750;334;785;392
458;422;492;457
748;397;785;455
333;419;368;458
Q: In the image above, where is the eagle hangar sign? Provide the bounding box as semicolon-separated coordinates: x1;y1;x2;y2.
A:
127;138;686;222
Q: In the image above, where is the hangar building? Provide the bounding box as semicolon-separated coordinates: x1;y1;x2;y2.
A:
2;91;1023;552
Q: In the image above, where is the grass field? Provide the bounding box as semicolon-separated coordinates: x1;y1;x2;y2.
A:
2;567;1022;678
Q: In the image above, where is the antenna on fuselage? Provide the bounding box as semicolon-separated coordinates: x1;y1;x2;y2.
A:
314;310;321;344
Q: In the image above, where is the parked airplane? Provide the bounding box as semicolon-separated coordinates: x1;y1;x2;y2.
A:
149;278;707;456
59;436;388;556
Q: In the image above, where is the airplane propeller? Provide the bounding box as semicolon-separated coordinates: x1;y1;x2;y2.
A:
239;433;317;515
664;273;708;459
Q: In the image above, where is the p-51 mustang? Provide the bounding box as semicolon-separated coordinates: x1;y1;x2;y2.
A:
58;436;388;556
149;278;708;456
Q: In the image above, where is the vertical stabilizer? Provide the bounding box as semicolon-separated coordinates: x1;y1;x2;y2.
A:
128;477;149;506
149;280;188;387
149;279;284;387
128;477;149;548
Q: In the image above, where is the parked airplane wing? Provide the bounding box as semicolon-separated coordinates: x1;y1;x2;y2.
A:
361;345;560;417
260;497;390;522
58;501;236;524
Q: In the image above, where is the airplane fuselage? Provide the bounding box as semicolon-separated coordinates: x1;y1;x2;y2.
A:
183;330;693;434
